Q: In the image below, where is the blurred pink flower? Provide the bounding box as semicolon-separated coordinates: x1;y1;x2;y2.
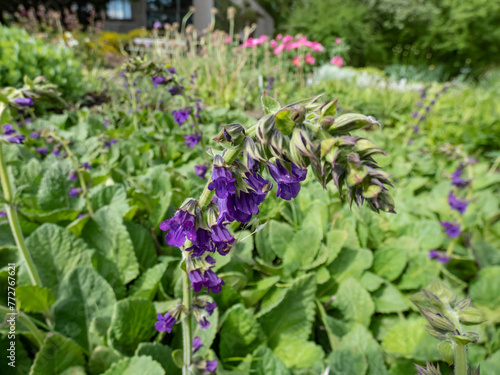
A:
330;56;343;67
305;53;315;65
335;38;342;44
297;36;307;46
293;56;301;66
224;36;232;43
270;39;278;48
311;42;324;52
273;44;285;55
276;33;283;40
257;35;268;44
282;35;293;43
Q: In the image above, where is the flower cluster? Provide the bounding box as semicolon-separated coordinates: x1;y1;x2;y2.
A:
411;84;451;136
1;124;25;144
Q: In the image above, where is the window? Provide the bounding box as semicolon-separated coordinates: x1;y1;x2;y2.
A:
107;0;132;20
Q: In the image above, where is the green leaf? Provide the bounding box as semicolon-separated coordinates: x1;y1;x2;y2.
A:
338;324;387;375
273;337;325;370
325;229;348;265
261;92;281;114
403;220;445;251
472;240;500;268
256;286;288;318
82;206;140;284
327;348;368;375
275;108;295;135
335;277;374;327
89;184;129;216
59;366;86;375
329;248;373;284
29;333;85;375
251;345;290;375
382;318;428;357
241;276;280;306
397;254;440;290
259;273;317;348
88;346;123;375
108;297;157;356
373;284;408;313
36;159;77;211
53;267;116;353
129;263;167;300
135;343;180;375
23;224;94;291
360;272;385;292
16;285;55;314
125;222;157;272
268;220;294;259
102;356;165;375
219;304;264;359
372;245;408;281
470;266;500;322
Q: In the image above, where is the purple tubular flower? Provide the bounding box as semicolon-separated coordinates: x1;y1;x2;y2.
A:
208;166;236;199
204;269;225;294
187;228;214;257
195;165;208;180
448;192;468;214
419;115;426;122
451;168;471;189
81;162;92;170
184;134;201;148
104;139;117;147
205;255;216;264
245;172;272;205
155;312;176;333
104;118;110;127
210;222;235;255
36;147;48;155
13;97;34;107
7;135;25;144
205;360;218;372
428;250;439;259
267;160;307;200
441;221;461;238
247;156;260;173
152;76;166;88
198;316;210;329
3;124;15;135
69;170;78;181
189;269;206;293
52;148;61;156
411;112;418;118
30;131;40;139
204;302;217;316
168;86;181;96
193;337;203;353
429;250;451;264
153;21;162;29
160;209;197;247
167;67;177;74
413;125;419;134
69;187;82;198
0;211;6;218
415;102;423;107
173;109;191;126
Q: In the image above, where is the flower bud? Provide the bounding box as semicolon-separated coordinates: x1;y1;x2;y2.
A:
421;310;456;332
256;114;275;145
320;115;335;130
328;113;379;135
457;307;484;326
213;123;246;145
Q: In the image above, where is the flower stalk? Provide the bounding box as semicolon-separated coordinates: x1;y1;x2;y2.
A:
0;142;42;287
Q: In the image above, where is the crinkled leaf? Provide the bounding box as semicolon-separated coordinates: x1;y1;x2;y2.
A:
101;356;165;375
335;277;374;327
16;285;55;314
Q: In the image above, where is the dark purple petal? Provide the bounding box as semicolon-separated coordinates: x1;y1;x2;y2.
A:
193;337;203;353
208;166;236;199
69;187;82;198
448;192;468;214
7;135;25;144
441;221;461;238
36;147;48;155
195;165;208;180
3;124;15;135
206;360;218;372
204;302;217;316
13;97;34;107
184;134;201;148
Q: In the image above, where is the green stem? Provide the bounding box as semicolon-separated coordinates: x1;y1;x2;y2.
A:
182;93;208;162
0;305;44;348
181;262;193;375
0;143;42;287
454;343;467;375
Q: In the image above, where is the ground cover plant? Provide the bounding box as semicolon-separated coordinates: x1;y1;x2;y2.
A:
1;6;500;375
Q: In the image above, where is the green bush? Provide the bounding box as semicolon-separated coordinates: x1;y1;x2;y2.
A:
0;25;85;101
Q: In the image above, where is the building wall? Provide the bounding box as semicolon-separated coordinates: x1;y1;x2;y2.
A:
104;0;147;34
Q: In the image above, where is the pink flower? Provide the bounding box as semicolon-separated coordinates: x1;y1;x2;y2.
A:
224;36;232;43
335;38;342;44
297;36;307;46
282;35;293;43
330;56;343;67
286;41;301;50
257;35;268;44
311;42;324;52
293;56;301;66
276;34;283;40
305;53;315;65
273;44;286;55
270;39;278;48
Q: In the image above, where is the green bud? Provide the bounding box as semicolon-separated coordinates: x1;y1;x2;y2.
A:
424;325;448;340
414;362;442;375
256;114;274;145
320;99;338;118
455;296;472;311
426;279;456;306
320;115;335;130
421;310;456;332
213;123;246;145
438;341;454;365
179;198;197;216
458;307;485;326
346;153;368;186
328;113;379;135
451;332;479;345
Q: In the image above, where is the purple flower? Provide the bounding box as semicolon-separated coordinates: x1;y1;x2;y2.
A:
268;160;307;200
3;124;15;135
7;135;25;144
448;192;468;214
104;139;117;148
189;269;206;293
13;98;34;107
204;269;225;294
451;168;471;189
103;118;110;128
0;211;6;218
153;21;162;29
429;250;451;264
173;109;190;126
411;112;418;118
205;360;218;373
204;302;217;316
245;172;272;205
413;125;419;134
441;221;461;238
159;209;196;247
81;162;92;170
210;222;235;255
52;148;61;156
415;102;423;107
168;86;182;96
155;312;176;333
195;165;208;180
184;134;201;148
167;67;177;74
419;115;426;122
193;337;203;353
69;170;78;181
30;131;40;139
208;166;236;199
36;147;48;155
69;187;82;198
152;76;167;88
186;228;214;257
431;100;436;105
198;316;210;329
